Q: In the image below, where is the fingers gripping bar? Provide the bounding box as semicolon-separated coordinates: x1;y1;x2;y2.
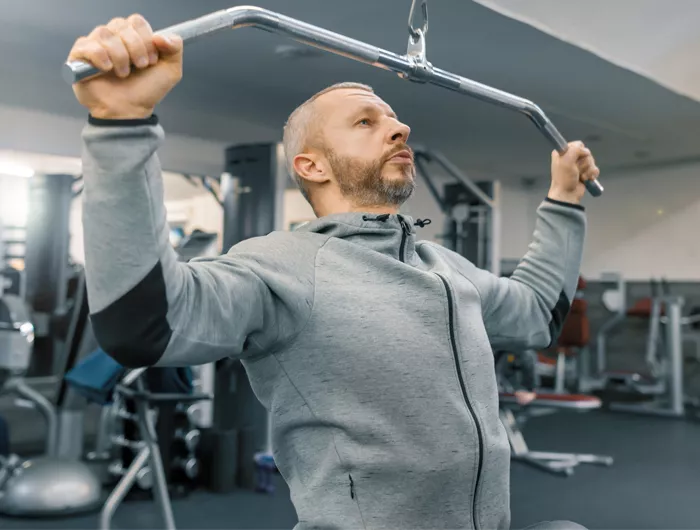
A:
63;5;603;197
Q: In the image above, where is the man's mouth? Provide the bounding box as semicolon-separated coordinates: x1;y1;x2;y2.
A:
387;150;413;163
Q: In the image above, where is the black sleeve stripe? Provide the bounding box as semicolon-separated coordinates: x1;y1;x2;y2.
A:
88;114;159;127
547;290;571;348
91;262;172;368
544;197;585;211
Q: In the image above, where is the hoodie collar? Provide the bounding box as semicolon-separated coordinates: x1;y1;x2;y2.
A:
295;212;422;263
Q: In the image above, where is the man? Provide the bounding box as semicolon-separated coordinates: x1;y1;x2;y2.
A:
68;14;597;530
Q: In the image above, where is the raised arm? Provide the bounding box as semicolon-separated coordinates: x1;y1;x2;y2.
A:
70;15;315;368
483;142;597;350
437;142;598;352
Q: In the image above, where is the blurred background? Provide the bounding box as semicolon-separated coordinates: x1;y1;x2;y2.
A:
0;1;699;529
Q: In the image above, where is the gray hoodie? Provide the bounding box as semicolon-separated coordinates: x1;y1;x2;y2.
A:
81;118;585;530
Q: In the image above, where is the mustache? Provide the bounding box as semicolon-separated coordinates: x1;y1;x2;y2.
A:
382;145;414;164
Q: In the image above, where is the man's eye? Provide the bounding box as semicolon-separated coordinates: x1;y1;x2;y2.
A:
358;118;371;126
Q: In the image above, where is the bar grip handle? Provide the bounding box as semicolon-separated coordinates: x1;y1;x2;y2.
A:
556;144;604;198
62;61;101;84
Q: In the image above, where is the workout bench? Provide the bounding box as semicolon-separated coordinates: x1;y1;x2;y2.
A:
499;393;613;476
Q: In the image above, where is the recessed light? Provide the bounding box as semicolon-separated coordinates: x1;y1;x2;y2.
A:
0;161;34;178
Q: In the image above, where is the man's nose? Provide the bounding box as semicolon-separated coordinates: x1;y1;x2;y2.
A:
388;121;411;144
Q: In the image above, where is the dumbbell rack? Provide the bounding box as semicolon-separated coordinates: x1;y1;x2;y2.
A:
100;369;211;530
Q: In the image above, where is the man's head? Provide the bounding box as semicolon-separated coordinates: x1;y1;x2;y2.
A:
283;82;415;216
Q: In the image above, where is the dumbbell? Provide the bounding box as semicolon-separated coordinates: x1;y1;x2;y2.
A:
111;435;145;452
182;403;205;427
108;461;154;489
175;428;200;453
173;457;199;480
114;408;137;422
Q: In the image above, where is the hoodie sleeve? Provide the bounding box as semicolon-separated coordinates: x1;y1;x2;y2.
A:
81;117;316;368
439;198;586;351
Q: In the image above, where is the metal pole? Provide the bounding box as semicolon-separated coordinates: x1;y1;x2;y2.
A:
413;153;447;214
135;380;177;530
419;149;495;209
489;181;501;277
100;446;151;530
476;208;485;270
665;296;685;417
7;378;59;456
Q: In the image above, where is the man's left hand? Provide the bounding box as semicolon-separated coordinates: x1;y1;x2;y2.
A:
548;141;600;205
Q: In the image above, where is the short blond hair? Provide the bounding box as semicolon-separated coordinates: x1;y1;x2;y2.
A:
283;82;374;201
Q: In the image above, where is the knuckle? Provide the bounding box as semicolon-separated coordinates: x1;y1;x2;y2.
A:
128;13;146;25
95;25;115;41
94;45;111;61
70;36;89;52
107;17;127;29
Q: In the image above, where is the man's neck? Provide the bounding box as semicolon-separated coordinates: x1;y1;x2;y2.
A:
349;205;399;215
316;202;399;218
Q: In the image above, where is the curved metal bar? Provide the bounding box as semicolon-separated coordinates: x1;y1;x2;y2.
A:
63;5;603;196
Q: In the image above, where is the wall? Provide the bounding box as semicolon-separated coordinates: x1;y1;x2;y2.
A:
67;151;700;281
515;163;700;281
0;104;231;177
582;163;700;280
403;160;700;281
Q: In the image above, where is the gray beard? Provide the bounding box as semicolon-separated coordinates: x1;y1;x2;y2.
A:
326;149;416;208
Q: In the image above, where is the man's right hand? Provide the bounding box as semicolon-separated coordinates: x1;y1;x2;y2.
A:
68;14;183;120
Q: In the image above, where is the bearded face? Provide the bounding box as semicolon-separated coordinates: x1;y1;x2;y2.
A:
324;146;416;208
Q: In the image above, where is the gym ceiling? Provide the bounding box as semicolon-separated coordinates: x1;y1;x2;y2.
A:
1;0;700;183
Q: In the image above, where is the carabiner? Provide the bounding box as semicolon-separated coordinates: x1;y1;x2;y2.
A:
408;0;428;42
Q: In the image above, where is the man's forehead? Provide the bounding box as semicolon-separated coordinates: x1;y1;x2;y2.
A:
316;89;395;117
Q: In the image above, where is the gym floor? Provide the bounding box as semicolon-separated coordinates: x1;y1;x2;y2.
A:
1;410;698;530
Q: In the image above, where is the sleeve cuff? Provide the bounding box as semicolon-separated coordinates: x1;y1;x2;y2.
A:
545;197;585;212
88;114;159;127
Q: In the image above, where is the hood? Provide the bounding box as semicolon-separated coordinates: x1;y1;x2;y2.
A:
294;213;432;263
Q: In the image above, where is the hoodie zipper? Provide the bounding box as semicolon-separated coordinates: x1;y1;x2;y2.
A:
398;217;411;263
436;273;484;530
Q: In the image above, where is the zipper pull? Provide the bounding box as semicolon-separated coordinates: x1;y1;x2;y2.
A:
398;216;412;235
349;474;355;499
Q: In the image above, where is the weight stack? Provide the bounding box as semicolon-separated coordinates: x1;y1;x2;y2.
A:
24;173;74;376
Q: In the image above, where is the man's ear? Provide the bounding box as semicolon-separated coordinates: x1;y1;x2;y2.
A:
293;152;332;185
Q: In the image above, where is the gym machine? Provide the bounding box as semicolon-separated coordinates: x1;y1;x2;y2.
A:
589;273;668;394
24;174;76;377
413;147;501;275
0;290;101;516
495;285;615;476
499;393;613;477
607;295;687;418
582;274;692;418
0;220;26;299
0;175;103;517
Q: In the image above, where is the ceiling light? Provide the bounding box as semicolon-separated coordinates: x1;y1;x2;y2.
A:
0;161;34;178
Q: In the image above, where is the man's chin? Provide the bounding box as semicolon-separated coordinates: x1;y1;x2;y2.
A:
381;168;415;181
